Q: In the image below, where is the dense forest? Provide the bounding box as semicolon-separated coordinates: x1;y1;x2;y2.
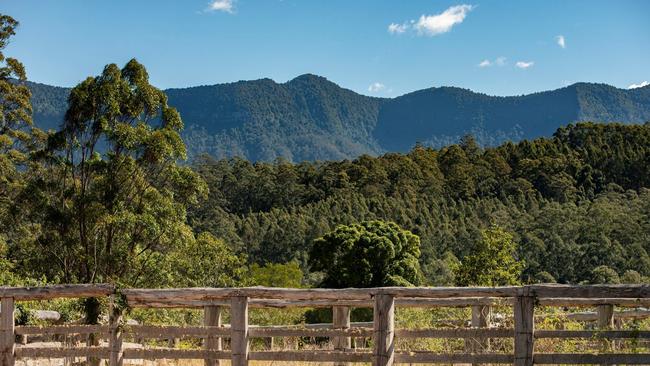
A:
188;122;650;285
27;75;650;162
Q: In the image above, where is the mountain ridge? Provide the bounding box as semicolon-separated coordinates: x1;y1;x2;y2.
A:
25;75;650;162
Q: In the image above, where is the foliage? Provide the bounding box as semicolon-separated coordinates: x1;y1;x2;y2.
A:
589;265;621;284
427;251;460;286
455;226;524;286
0;14;34;154
309;220;422;287
250;261;304;287
9;59;208;287
188;123;650;285
620;270;643;284
534;271;557;284
165;232;247;287
0;239;21;285
0;16;32;258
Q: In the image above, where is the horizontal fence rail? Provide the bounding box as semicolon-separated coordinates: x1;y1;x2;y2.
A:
0;284;648;365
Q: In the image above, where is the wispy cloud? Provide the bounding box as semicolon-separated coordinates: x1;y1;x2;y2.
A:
368;82;387;93
628;81;649;89
478;59;491;68
515;61;534;69
207;0;235;13
556;35;566;49
388;4;474;37
478;57;506;68
388;23;408;35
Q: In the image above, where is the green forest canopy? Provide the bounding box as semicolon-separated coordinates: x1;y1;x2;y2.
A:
4;120;650;288
188;122;650;286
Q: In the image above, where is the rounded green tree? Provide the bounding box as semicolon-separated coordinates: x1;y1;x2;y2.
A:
589;265;620;284
620;270;643;284
309;220;422;288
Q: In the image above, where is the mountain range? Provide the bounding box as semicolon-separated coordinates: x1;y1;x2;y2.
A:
27;74;650;162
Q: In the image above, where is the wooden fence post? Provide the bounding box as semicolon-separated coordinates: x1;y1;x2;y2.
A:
597;304;614;328
333;306;351;366
108;295;123;366
467;304;491;365
204;305;222;366
1;297;15;366
372;294;394;366
597;304;615;359
514;292;534;366
231;296;249;366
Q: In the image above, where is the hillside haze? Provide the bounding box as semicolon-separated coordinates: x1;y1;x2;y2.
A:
28;75;650;161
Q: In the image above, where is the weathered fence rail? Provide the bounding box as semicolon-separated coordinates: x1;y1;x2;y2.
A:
0;284;648;365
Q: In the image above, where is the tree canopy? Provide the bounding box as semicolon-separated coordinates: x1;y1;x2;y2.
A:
455;226;524;286
309;220;422;288
9;59;209;287
189;123;650;285
0;15;42;286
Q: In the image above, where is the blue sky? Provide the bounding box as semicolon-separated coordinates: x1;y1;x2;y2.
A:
3;0;649;96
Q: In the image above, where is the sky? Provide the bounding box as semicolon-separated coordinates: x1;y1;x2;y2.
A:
2;0;649;97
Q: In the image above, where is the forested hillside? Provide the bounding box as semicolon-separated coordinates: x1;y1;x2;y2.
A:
167;74;382;161
27;77;650;162
26;81;69;132
188;122;650;285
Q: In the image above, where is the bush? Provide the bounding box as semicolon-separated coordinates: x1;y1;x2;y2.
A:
589;265;620;284
620;270;642;284
534;271;557;284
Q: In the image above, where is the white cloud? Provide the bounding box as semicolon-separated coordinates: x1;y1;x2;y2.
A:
478;59;492;68
556;35;566;49
368;82;387;93
389;4;474;37
628;81;649;89
479;57;506;68
414;5;474;36
515;61;534;69
388;23;408;34
207;0;234;13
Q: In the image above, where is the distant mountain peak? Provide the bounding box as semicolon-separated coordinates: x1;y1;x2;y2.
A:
286;73;337;87
287;73;331;83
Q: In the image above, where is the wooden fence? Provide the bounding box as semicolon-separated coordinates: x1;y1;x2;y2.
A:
0;284;649;365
